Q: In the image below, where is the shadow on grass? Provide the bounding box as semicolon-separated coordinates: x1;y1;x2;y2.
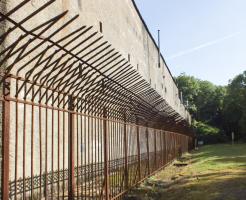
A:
126;171;246;200
125;144;246;200
213;156;246;163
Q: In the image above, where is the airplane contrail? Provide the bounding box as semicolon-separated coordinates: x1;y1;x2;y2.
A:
166;31;241;60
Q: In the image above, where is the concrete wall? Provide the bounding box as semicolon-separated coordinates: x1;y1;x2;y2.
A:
64;0;190;121
1;0;192;197
3;0;190;122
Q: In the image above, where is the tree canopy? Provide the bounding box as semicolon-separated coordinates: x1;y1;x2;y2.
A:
176;71;246;141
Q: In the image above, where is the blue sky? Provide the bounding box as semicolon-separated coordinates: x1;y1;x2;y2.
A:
134;0;246;85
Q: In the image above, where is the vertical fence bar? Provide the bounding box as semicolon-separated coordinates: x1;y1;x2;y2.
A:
31;86;34;199
154;130;157;170
51;92;54;199
44;92;48;199
2;78;10;200
76;107;79;198
68;95;75;200
103;108;110;200
39;89;42;200
145;126;150;175
14;79;18;200
57;92;60;200
23;85;27;200
123;113;128;190
164;132;167;164
62;97;66;199
136;121;141;181
159;131;163;166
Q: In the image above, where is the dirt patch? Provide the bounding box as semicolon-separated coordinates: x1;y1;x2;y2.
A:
125;144;246;200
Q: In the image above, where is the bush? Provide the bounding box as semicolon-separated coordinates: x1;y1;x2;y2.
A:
192;121;220;136
192;121;229;144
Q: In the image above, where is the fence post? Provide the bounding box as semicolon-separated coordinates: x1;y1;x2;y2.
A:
136;118;141;181
174;134;177;158
2;78;10;200
160;131;163;166
154;130;157;170
103;108;110;200
68;95;75;200
123;113;129;189
164;132;167;163
145;126;150;175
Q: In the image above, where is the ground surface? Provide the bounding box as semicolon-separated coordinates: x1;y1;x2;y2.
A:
126;143;246;200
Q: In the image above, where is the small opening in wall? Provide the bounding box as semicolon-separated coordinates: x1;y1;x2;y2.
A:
137;64;139;71
165;87;167;93
150;79;151;84
99;22;103;33
162;83;164;89
128;54;131;62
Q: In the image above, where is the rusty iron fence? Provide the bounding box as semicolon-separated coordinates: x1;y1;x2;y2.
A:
0;82;192;199
0;1;194;199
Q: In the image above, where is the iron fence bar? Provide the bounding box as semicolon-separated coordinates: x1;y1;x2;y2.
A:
38;89;42;200
30;26;94;92
0;3;195;199
128;80;148;92
44;42;111;102
123;113;129;190
0;5;190;130
68;95;75;199
103;108;110;200
14;75;18;200
74;61;129;103
74;59;127;96
0;92;192;198
52;42;111;90
154;130;157;170
2;78;10;200
146;127;150;175
44;91;48;200
136;122;141;181
67;47;116;84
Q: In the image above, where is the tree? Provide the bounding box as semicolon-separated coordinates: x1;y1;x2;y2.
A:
223;71;246;139
176;71;246;140
176;73;199;116
176;73;226;124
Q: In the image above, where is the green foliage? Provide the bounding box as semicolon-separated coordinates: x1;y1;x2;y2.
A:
176;71;246;141
176;73;226;124
222;71;246;139
192;121;220;136
176;73;199;115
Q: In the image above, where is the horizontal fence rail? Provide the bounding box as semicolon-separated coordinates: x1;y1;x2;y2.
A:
0;77;193;199
0;1;194;199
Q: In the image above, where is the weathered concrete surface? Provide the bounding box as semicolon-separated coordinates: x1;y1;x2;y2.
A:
3;0;190;121
0;0;192;198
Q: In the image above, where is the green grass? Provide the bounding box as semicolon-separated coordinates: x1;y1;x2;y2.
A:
187;143;246;172
126;143;246;200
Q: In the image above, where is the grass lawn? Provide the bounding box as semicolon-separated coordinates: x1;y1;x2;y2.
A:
126;143;246;200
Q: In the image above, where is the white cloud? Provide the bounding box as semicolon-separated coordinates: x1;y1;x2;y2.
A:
166;31;241;60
